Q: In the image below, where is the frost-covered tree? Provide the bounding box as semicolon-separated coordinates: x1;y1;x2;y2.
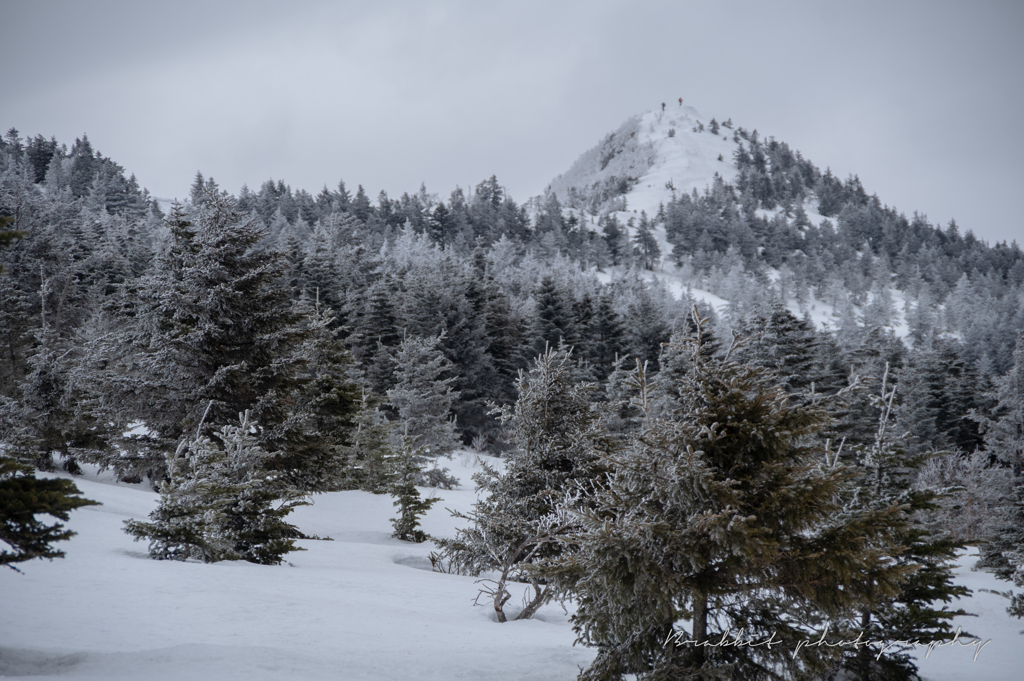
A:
386;333;461;460
88;194;327;484
543;315;909;681
389;433;438;543
916;450;1009;542
347;275;402;394
436;347;612;622
124;411;307;565
339;391;397;494
585;294;625;381
265;295;361;492
0;212;100;572
631;212;660;271
533;276;577;355
733;303;822;400
974;335;1024;618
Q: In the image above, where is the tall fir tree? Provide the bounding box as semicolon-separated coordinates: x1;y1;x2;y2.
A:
533;276;576;355
88;193;353;487
388;432;438;543
542;314;909;681
386;333;461;461
0;217;99;572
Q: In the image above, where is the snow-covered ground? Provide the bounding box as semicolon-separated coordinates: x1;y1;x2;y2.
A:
1;455;593;680
3;456;1020;680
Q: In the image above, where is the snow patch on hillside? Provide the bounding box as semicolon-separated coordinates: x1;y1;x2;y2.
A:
544;105;738;217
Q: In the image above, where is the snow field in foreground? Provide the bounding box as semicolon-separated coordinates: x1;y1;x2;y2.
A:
2;453;1020;680
1;454;592;680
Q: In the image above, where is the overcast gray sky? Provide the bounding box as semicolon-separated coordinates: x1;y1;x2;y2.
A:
3;0;1022;244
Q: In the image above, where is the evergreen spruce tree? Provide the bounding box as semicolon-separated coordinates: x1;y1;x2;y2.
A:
386;333;461;464
618;276;671;372
339;391;398;494
587;294;625;381
435;347;612;622
543;314;909;681
87;193;345;486
534;276;576;355
389;432;438;543
348;276;402;394
733;302;819;398
601;214;630;266
601;355;645;436
0;454;98;570
631;211;661;271
124;411;308;565
264;294;361;492
476;258;528;406
0;213;98;572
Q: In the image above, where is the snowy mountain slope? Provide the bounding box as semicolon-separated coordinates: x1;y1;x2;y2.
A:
543;105;737;218
3;459;1020;681
539;106;920;339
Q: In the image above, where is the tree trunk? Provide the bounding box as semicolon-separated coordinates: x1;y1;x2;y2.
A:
692;590;708;666
513;581;548;621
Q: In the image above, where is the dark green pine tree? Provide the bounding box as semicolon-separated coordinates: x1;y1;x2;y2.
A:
734;303;819;398
389;433;438;543
839;329;909;449
472;251;528;406
350;184;373;222
266;294;361;492
90;193;342;486
0;215;32;395
631;211;661;270
650;309;723;417
426;202;452;244
620;283;670;372
533;276;576;355
348;275;402;394
68;135;97;199
601;214;630;266
543;316;910;681
930;340;986;454
0;214;25;254
894;342;981;458
0;456;99;570
0;272;33;396
587;294;625;381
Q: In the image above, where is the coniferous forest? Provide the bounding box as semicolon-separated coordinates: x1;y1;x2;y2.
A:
2;122;1024;680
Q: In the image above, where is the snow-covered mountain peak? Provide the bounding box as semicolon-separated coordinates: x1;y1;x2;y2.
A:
542;104;739;217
